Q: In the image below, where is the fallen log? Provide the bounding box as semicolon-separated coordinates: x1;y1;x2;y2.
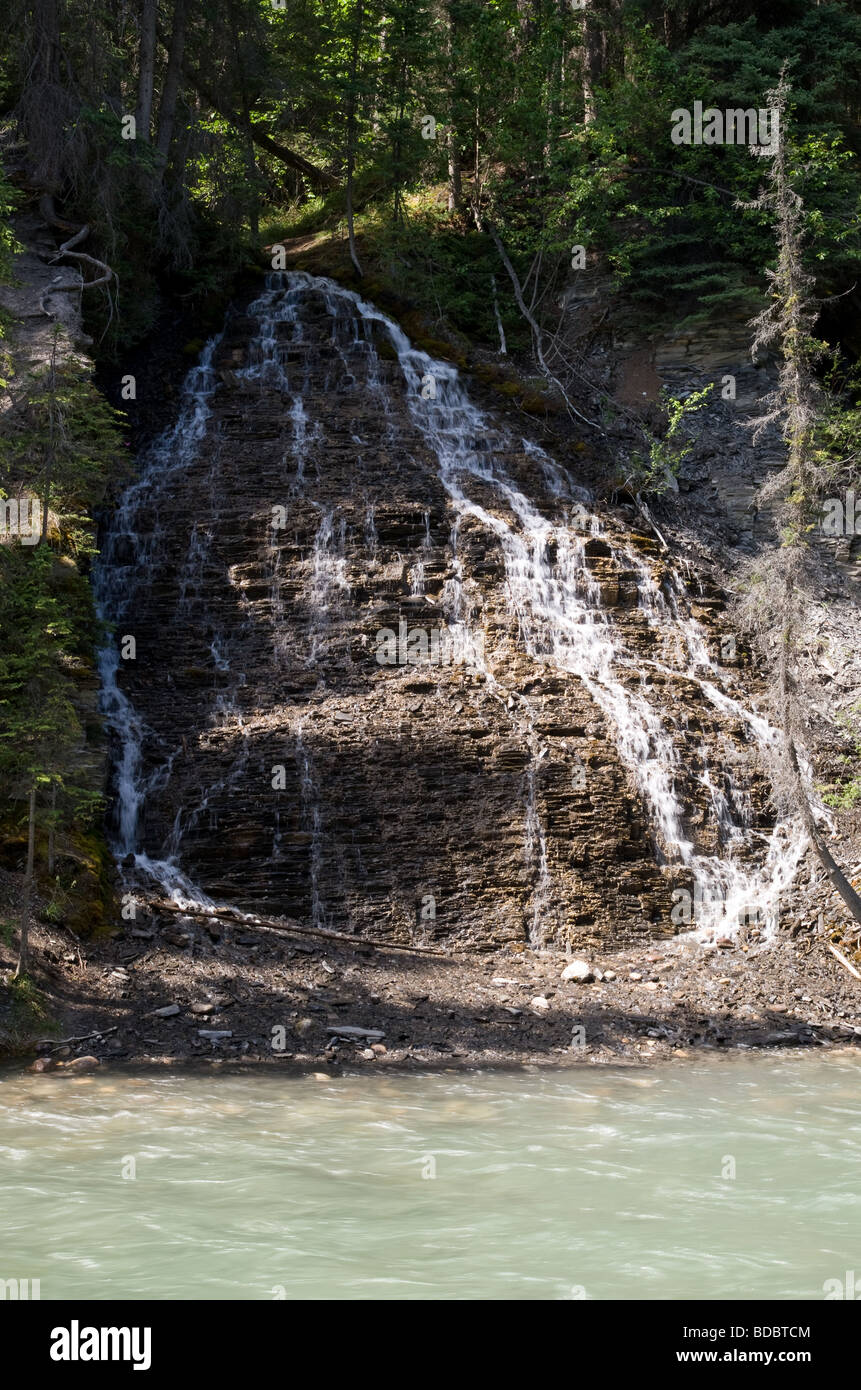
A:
145;898;452;957
187;77;340;192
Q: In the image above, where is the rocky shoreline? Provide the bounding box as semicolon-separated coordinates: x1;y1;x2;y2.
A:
4;897;859;1073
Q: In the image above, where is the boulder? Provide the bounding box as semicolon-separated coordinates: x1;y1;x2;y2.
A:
561;960;593;983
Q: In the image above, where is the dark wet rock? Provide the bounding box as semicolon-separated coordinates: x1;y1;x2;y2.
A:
28;1056;57;1073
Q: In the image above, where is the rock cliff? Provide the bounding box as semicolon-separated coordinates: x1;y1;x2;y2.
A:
99;272;805;952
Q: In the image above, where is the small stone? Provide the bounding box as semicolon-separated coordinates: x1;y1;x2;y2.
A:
198;1030;232;1039
61;1055;100;1073
190;1003;214;1015
28;1056;57;1073
162;928;191;947
642;982;659;992
361;1048;376;1060
371;1043;387;1055
530;995;550;1012
561;960;593;983
629;971;643;981
152;1004;180;1017
603;969;616;981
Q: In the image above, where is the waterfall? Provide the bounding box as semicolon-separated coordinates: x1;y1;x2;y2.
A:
271;272;806;942
95;269;810;942
94;338;224;907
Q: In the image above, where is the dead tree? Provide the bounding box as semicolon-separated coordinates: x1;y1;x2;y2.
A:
735;68;861;929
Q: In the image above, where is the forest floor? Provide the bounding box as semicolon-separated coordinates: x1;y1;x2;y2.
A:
3;867;860;1074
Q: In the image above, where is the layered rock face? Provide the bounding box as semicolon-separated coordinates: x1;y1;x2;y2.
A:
97;273;795;951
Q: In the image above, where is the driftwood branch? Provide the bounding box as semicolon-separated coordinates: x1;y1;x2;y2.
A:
40;1026;119;1053
826;941;861;981
634;496;670;551
148;898;451;957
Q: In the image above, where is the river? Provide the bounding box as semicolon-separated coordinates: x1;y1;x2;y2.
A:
1;1052;857;1300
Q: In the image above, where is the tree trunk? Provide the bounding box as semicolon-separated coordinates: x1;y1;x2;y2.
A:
227;0;260;238
135;0;158;142
345;0;364;279
581;2;603;125
32;0;61;87
20;0;63;188
15;786;37;979
155;0;187;166
47;781;56;877
41;337;57;543
447;132;462;211
445;2;462;211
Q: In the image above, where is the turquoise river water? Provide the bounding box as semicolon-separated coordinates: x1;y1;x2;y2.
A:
0;1052;858;1300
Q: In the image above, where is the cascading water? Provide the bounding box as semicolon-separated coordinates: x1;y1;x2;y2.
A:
286;271;807;941
94;339;224;907
95;269;810;942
